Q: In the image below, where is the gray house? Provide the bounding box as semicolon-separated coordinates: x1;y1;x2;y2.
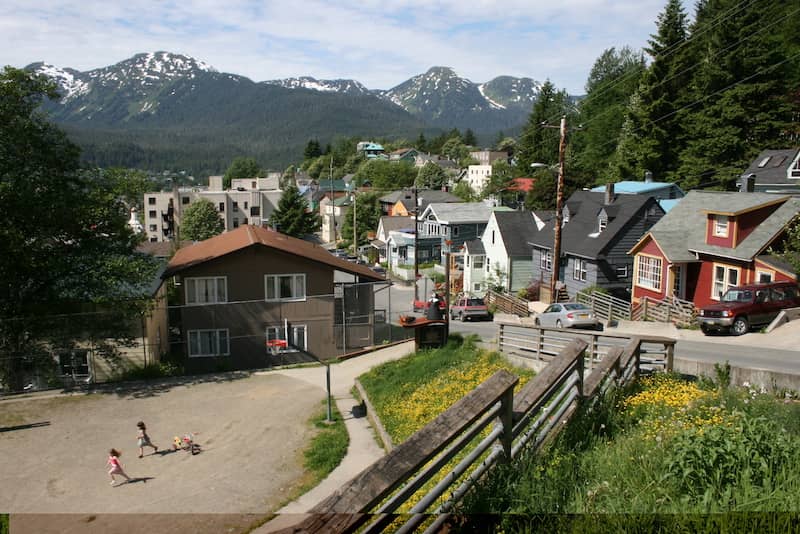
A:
739;148;800;194
528;188;666;300
418;202;512;264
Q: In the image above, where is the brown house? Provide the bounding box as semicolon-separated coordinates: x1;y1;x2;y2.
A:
163;225;384;372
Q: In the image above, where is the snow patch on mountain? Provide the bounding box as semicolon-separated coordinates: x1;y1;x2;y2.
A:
31;64;89;100
263;76;370;95
478;83;506;110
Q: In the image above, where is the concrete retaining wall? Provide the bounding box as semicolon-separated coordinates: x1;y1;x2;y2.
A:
674;357;800;392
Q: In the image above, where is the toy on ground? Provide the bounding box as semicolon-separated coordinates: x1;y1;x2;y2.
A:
172;433;201;455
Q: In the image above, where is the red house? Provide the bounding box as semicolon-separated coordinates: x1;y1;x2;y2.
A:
628;191;799;309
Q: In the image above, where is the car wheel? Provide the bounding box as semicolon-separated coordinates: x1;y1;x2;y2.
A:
459;312;465;322
556;319;563;329
730;316;749;336
534;318;540;327
700;325;712;335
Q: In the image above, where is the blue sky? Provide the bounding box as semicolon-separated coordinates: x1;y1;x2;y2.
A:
2;1;693;94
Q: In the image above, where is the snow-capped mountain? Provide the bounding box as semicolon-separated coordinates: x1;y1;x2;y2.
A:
263;76;371;96
478;76;541;110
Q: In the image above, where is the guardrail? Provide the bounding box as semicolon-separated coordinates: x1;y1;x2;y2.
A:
497;321;674;372
276;332;671;533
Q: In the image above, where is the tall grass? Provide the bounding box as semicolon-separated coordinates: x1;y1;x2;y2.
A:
458;375;800;532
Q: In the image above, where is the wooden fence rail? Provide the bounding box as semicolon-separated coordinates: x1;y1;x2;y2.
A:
485;289;530;317
631;295;697;327
278;327;674;533
576;290;632;322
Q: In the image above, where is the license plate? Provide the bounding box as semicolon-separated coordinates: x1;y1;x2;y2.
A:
579;314;588;318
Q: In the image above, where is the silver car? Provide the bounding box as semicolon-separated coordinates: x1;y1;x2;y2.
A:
535;302;600;330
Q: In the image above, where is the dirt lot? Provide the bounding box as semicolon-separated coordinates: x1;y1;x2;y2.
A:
0;372;325;524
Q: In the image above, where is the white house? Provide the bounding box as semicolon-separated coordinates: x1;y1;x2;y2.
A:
466;165;493;193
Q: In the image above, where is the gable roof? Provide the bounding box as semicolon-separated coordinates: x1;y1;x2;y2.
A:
493;211;540;256
164;225;382;281
742;148;800;187
378;215;415;237
422;202;510;225
529;191;661;259
634;191;798;262
463;239;485;255
590;181;683;195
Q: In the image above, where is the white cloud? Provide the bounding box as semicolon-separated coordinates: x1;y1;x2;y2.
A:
1;0;693;93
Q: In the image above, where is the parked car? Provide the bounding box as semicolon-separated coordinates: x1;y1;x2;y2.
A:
697;281;800;336
450;296;490;321
371;265;386;276
534;302;600;330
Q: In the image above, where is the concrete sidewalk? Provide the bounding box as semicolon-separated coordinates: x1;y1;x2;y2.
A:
255;341;415;532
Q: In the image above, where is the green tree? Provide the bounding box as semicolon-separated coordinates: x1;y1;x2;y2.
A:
416;132;428;152
0;67;159;391
482;160;516;200
415;162;447;189
515;80;574;172
524;169;558;210
104;168;153;211
441;137;470;162
180;199;224;241
612;0;690;183
353;159;416;190
304;139;322;160
452;181;478;202
774;219;800;275
269;185;320;238
340;192;381;250
574;46;645;182
281;164;297;189
463;128;478;147
223;157;262;189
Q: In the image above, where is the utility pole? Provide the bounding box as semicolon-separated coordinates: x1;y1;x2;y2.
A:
352;189;357;256
550;116;567;304
413;185;419;302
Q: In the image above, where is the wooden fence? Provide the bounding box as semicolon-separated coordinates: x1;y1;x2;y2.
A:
277;331;673;533
575;290;632;322
631;295;697;327
497;321;675;372
485;289;530;317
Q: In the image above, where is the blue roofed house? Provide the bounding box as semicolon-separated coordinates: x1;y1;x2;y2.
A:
356;141;386;159
591;178;685;213
529;187;666;300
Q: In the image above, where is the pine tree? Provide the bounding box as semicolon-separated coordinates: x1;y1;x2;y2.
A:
416;132;428;152
677;0;793;190
268;185;320;238
515;81;573;172
463;128;478;147
613;0;691;183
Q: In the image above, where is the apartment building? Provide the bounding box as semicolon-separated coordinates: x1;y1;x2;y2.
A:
143;176;283;242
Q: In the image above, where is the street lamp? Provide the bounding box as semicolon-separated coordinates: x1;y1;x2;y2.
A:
531;116;568;304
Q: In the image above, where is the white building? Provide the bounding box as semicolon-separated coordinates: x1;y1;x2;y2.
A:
466;165;493;193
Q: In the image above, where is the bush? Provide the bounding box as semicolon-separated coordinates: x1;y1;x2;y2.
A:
517;280;542;301
113;361;183;382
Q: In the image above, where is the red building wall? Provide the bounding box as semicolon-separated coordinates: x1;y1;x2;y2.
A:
632;238;668;303
705;215;735;248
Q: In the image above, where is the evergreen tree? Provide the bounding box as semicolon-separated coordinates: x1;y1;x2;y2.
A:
515;80;574;172
452;181;478;201
524;170;558;211
304;139;322;160
416;132;428;152
415;162;447;189
574;46;645;183
677;0;794;190
269;185;320;238
340;192;381;250
612;0;690;183
180;199;224;241
463;128;478;147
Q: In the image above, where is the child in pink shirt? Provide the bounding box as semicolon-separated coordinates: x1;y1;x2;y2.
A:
107;448;131;486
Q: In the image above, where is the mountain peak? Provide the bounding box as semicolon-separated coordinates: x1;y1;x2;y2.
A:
262;76;370;95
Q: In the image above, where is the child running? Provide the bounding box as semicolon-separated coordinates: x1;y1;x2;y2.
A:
136;421;158;458
107;448;131;486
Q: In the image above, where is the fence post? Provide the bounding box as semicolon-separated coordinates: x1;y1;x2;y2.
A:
642;298;648;321
666;342;674;372
590;333;597;369
608;299;613;323
576;348;585;398
666;300;672;323
499;386;514;463
537;328;544;361
634;342;641;380
498;323;504;353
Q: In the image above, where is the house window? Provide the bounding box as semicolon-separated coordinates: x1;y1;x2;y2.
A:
756;270;773;283
266;325;307;352
713;215;729;237
563;208;570;223
148;210;157;219
251;206;260;217
219;202;225;212
758;156;772;168
491;231;495;244
185;277;227;305
150;237;158;242
486;258;491;273
252;181;257;189
188;329;229;357
148;197;156;205
265;274;306;301
616;265;628;279
149;224;157;232
452;226;459;237
540;250;552;272
598;215;607;232
182;196;190;205
233;219;239;228
712;264;739;300
473;256;484;269
473;283;482;292
636;255;662;291
244;201;248;210
232;201;239;212
466;256;470;267
573;258;587;282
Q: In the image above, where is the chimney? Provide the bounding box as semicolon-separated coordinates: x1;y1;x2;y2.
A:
644;170;653;183
740;173;756;193
604;183;615;205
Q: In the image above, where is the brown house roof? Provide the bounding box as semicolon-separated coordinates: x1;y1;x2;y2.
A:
163;225;383;281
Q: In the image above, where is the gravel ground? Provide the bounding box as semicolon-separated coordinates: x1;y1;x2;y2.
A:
0;372;324;529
